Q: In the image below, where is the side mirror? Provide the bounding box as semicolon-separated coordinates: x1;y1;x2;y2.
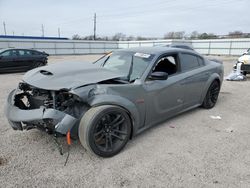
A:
242;52;247;55
149;71;168;80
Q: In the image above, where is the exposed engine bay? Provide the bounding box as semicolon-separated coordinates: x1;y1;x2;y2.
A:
12;82;89;135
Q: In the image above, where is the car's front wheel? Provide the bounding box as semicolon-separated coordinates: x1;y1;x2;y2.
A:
202;80;220;109
78;105;131;157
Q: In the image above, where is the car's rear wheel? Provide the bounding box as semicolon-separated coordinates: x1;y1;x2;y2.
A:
34;61;44;68
202;80;220;109
79;105;131;157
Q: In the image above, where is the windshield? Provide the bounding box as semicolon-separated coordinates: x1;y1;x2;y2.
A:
96;51;154;81
0;49;6;54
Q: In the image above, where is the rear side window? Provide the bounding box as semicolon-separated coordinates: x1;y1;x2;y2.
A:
197;56;204;66
31;51;41;55
181;53;200;71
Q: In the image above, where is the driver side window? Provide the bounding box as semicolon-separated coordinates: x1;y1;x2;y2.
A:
152;54;178;76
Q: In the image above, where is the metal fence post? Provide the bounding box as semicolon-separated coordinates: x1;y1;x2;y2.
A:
104;42;106;53
33;41;36;50
89;42;91;54
54;42;57;55
229;41;232;55
73;42;76;54
208;41;211;55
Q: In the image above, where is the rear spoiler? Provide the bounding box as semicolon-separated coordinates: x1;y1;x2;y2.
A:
43;51;49;56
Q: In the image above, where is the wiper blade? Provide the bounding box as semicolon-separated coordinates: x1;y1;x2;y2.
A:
127;55;134;82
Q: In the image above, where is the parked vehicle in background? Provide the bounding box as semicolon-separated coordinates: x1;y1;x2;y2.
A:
0;48;49;73
234;50;250;75
239;50;250;64
5;47;223;157
242;48;250;55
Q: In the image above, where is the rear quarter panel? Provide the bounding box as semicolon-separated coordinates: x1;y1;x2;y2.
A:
199;59;224;103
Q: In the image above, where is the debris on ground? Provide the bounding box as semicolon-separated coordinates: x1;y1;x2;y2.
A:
226;62;247;81
210;115;222;120
0;157;7;166
225;127;234;133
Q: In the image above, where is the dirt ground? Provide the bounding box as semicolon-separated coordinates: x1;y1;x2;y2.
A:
0;55;250;188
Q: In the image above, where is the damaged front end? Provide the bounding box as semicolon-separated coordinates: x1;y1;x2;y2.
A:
5;82;89;135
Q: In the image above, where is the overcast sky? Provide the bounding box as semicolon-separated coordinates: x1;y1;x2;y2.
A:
0;0;249;38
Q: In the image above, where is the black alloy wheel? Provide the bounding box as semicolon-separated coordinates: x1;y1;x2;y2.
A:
202;80;220;109
79;105;131;157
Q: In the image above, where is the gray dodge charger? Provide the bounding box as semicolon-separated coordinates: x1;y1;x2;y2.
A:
5;47;224;157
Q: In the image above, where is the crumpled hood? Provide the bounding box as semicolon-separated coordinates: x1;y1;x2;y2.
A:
23;62;124;90
238;55;250;64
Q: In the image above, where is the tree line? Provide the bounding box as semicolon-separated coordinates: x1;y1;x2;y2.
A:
72;30;250;41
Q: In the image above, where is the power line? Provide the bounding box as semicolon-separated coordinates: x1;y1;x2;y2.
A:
41;24;44;37
94;13;96;40
58;27;61;38
98;0;235;19
3;22;7;35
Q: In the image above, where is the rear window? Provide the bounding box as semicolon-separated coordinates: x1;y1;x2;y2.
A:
181;53;200;71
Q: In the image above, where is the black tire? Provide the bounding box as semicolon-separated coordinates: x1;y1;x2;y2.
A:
34;61;44;68
79;105;131;157
36;62;44;67
202;80;220;109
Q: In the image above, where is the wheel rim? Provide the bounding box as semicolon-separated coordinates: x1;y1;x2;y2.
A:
210;82;220;103
93;112;129;153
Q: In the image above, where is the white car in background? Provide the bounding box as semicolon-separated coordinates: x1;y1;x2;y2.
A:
234;49;250;75
238;49;250;64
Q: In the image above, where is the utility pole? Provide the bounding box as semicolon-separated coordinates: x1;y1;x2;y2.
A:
3;22;7;35
41;24;44;37
58;27;61;38
93;13;96;40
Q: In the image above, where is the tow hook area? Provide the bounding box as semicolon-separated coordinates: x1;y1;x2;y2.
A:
53;130;72;166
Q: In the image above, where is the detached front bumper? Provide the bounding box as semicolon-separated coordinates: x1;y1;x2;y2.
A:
4;89;77;135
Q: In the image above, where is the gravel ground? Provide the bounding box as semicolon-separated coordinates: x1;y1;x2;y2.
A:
0;55;250;188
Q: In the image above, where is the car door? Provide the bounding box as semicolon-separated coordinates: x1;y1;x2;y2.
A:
0;49;19;71
179;53;210;108
143;53;185;128
17;50;32;70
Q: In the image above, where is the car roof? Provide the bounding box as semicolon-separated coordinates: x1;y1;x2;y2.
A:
169;44;194;50
0;48;40;52
117;46;201;56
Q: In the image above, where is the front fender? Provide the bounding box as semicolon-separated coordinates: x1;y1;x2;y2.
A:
88;94;141;137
